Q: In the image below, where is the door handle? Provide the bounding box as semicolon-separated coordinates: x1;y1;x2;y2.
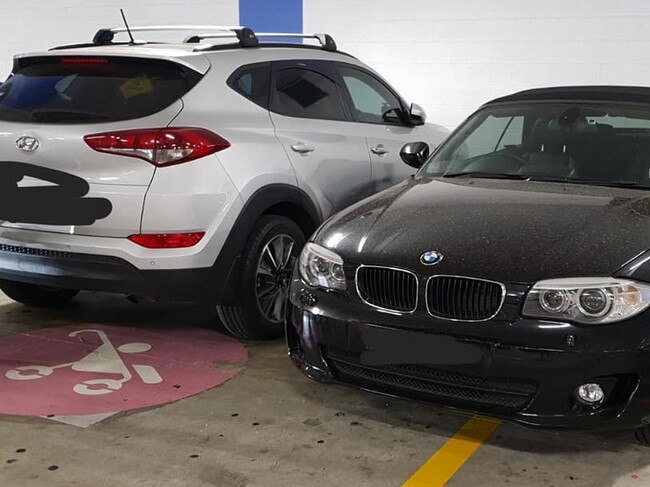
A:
371;144;390;156
291;143;315;154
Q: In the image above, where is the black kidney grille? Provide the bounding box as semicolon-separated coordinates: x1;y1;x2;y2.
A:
356;266;417;313
427;276;504;321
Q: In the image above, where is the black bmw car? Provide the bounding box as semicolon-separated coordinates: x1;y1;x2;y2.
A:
286;86;650;432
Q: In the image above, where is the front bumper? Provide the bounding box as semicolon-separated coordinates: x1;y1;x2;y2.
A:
287;280;650;430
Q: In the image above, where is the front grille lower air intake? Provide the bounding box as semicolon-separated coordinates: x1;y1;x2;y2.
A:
426;275;505;321
324;349;537;412
356;265;417;313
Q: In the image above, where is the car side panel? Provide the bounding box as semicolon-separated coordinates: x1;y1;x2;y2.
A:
170;57;298;204
140;153;244;270
271;113;372;218
143;54;296;270
365;122;449;192
332;61;450;191
268;59;372;218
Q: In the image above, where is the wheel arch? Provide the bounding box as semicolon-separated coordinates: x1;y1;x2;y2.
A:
214;184;322;304
244;184;322;237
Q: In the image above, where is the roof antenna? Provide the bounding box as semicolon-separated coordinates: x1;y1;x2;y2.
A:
120;8;135;44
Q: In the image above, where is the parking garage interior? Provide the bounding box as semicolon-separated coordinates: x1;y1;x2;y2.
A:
1;1;650;487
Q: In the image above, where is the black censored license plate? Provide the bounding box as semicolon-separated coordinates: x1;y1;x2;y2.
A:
359;326;483;367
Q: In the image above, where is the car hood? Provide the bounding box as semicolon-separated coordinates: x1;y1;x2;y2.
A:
314;177;650;284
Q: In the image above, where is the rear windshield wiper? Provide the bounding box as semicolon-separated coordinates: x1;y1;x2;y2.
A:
30;109;110;122
440;171;529;180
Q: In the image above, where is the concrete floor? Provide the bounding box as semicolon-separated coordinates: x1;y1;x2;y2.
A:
0;291;648;487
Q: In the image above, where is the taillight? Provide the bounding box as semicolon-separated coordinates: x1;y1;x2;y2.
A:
84;128;230;167
128;232;205;249
60;57;109;64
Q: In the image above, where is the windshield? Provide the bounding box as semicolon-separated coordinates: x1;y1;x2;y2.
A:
420;101;650;189
0;56;202;124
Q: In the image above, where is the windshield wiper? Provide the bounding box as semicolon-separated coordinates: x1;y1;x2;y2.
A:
438;172;647;189
528;177;646;189
441;171;529;180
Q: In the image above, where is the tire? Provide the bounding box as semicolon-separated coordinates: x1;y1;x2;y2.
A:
0;279;79;308
217;215;305;340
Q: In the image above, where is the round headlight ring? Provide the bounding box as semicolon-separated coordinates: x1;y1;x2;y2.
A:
539;289;570;313
577;288;613;318
309;256;329;276
331;263;345;281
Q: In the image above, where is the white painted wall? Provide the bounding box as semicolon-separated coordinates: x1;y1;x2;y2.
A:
3;1;650;130
305;0;650;129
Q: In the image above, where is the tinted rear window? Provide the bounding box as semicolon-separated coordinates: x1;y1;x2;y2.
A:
0;56;202;124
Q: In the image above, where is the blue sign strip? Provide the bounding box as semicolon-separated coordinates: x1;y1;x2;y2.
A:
239;0;303;41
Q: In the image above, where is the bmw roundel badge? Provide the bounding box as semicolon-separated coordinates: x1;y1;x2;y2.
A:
421;250;443;266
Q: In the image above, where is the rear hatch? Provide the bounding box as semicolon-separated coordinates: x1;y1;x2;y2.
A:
0;53;204;237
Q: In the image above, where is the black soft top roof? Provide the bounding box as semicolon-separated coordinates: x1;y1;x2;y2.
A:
485;86;650;106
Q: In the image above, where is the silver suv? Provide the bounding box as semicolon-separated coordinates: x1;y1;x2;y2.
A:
0;25;448;339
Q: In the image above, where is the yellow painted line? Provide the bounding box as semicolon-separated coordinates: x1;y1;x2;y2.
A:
402;417;501;487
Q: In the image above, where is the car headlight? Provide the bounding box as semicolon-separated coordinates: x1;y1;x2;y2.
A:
298;243;346;291
522;277;650;324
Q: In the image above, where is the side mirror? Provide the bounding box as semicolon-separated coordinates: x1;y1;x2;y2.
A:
409;103;427;126
400;142;430;169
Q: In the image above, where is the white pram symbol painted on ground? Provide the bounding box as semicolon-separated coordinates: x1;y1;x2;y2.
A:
5;329;163;395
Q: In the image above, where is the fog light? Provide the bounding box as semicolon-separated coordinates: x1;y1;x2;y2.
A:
577;383;605;405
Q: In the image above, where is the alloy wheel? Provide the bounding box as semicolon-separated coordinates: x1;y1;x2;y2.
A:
255;234;297;324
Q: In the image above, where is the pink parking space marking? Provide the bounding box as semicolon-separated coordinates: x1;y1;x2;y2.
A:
0;324;247;417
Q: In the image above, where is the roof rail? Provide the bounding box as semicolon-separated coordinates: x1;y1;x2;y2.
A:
188;32;337;52
62;25;339;53
257;33;337;52
92;25;259;47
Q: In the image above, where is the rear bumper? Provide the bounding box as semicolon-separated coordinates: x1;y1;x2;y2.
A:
287;282;650;430
0;243;233;303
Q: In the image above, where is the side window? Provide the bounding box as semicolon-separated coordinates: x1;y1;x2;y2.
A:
271;67;346;121
338;66;404;125
229;64;271;109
